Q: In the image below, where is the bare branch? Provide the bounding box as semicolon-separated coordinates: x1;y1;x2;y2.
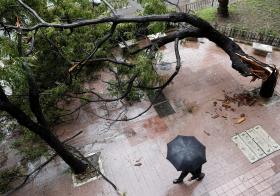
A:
17;0;46;23
131;26;203;54
66;74;138;103
0;13;212;32
102;0;117;16
164;0;182;12
69;23;118;79
76;58;134;68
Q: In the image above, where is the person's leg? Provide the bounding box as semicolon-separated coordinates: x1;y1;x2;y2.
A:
190;166;205;181
173;170;189;184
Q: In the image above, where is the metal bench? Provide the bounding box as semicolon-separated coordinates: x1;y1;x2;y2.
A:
147;32;166;41
253;42;273;56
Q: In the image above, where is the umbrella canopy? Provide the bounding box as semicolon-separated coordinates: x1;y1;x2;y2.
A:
167;135;206;171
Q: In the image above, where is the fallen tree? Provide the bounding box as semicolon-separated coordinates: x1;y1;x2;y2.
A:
0;0;277;185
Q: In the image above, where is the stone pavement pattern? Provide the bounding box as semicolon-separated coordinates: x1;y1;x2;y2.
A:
13;39;280;196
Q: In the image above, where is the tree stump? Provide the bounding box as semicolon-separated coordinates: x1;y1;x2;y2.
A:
217;0;229;18
260;68;279;98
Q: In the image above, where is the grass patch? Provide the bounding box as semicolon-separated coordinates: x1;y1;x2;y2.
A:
195;0;280;37
196;7;216;22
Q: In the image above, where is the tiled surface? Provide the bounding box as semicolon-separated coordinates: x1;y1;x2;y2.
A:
13;40;280;196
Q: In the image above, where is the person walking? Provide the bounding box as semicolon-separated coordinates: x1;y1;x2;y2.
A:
166;135;207;184
173;165;205;184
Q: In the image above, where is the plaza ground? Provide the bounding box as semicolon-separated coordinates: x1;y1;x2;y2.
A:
13;39;280;196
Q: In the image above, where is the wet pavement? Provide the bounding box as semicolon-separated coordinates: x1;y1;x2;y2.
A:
13;39;280;196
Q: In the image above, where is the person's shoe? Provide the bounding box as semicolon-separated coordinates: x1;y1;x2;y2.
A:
196;173;205;181
190;175;196;181
173;179;183;184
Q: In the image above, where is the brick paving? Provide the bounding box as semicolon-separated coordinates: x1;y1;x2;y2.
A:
13;40;280;196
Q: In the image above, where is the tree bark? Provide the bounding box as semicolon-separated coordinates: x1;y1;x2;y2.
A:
260;69;279;98
218;0;229;18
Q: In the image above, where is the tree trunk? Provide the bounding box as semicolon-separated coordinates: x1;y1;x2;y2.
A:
218;0;229;18
0;90;87;174
37;127;88;174
260;69;279;98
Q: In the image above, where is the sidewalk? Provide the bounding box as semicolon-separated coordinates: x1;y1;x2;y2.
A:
14;39;280;196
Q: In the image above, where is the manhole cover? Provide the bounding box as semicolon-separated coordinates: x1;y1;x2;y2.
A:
157;62;172;71
154;101;176;117
148;91;167;104
147;91;176;117
232;125;280;163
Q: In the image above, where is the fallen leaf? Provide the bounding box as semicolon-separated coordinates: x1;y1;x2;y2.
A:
134;163;142;166
248;99;257;106
212;114;219;119
235;117;246;124
240;113;245;117
203;130;210;136
135;157;142;162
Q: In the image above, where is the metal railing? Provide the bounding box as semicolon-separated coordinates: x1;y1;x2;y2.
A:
214;24;280;47
185;0;238;11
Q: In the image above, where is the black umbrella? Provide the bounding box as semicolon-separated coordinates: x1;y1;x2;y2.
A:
167;135;206;171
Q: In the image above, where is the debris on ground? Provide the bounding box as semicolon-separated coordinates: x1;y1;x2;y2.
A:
221;115;228;119
240;113;246;118
235;116;246;124
222;91;258;107
182;101;199;114
134;158;142;166
134;162;142;166
211;114;219;119
203;130;211;136
209;90;259;120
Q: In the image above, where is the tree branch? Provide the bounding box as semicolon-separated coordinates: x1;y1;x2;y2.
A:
69;23;118;79
75;58;134;68
22;62;49;127
17;0;46;23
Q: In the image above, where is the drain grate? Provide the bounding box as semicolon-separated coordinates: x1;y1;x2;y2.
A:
232;125;280;163
154;101;176;117
148;91;167;104
148;91;175;117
